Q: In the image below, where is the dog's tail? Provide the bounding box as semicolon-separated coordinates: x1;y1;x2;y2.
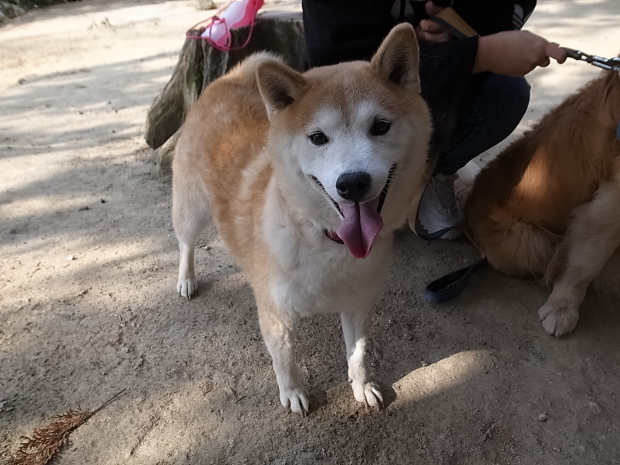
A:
469;205;561;279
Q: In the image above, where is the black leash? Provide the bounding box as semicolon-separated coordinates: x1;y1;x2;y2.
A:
424;258;486;303
415;217;486;303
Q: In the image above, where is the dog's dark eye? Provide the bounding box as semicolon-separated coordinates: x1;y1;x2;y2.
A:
309;131;329;146
370;120;391;136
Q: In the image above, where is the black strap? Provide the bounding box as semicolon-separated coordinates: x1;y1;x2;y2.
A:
617;121;620;142
413;215;485;303
428;8;479;40
424;258;486;303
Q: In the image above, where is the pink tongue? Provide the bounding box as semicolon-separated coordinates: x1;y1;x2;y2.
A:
336;198;384;259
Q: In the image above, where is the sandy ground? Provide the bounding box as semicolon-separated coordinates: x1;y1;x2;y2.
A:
1;1;620;464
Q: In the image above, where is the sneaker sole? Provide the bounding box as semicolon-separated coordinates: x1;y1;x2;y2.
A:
439;228;462;240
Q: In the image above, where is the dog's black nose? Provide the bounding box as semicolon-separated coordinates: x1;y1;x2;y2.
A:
336;171;371;202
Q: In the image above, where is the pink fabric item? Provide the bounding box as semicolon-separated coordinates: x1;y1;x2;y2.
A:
336;199;384;259
199;0;264;51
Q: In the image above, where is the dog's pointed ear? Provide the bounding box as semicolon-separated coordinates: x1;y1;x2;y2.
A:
371;23;421;94
256;60;307;118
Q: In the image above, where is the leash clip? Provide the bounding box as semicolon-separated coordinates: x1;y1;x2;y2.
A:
564;48;620;73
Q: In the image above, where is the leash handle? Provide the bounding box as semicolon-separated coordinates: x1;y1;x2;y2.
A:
428;7;479;39
424;258;486;303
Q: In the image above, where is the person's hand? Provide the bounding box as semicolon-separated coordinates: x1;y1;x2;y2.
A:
415;1;451;43
474;30;568;76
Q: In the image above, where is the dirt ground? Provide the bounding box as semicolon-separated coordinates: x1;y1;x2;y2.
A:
1;1;620;464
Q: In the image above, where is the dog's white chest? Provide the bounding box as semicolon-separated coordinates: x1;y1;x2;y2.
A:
265;225;391;317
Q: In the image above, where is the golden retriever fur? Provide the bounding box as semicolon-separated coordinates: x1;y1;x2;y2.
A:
465;69;620;336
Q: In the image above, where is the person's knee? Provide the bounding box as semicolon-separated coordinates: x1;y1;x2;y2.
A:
497;75;531;127
509;76;531;119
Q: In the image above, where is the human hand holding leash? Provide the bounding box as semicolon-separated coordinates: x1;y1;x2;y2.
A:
415;3;566;76
474;30;567;76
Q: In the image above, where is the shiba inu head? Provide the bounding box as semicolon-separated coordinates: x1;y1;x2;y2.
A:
256;24;431;259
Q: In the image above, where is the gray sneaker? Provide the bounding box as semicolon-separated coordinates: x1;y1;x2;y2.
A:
417;173;464;240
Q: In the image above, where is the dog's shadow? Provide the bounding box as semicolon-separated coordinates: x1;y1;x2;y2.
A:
369;228;620;412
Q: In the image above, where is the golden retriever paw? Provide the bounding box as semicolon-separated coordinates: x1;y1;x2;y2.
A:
352;381;384;409
538;298;579;337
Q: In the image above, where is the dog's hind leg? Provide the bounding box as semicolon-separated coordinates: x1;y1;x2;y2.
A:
592;248;620;294
341;310;383;409
539;169;620;336
470;206;558;278
257;300;309;416
172;167;211;299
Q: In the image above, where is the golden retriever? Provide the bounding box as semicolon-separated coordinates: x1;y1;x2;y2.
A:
465;69;620;336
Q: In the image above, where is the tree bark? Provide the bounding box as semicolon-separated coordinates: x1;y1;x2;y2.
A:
145;10;304;174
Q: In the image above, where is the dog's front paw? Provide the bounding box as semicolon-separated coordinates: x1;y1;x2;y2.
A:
539;297;579;337
351;381;384;409
177;277;198;300
280;387;310;417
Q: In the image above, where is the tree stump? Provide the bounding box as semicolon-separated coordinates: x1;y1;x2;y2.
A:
145;10;304;173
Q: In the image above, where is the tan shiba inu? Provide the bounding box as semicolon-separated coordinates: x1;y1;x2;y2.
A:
172;24;431;415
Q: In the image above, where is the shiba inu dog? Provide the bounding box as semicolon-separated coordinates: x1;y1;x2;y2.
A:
172;24;431;415
465;68;620;337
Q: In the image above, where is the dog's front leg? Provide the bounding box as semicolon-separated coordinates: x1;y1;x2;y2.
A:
540;172;620;336
172;174;211;300
177;241;197;299
257;302;309;416
341;310;383;409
